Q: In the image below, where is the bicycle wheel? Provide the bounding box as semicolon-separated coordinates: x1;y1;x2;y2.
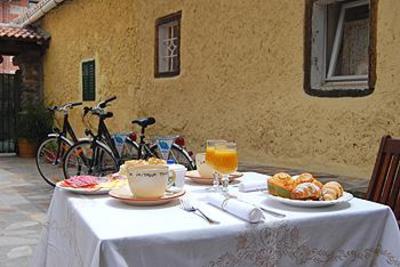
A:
36;136;72;186
120;139;140;161
151;144;195;170
63;140;118;178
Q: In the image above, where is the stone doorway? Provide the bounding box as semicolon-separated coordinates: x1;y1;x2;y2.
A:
0;25;49;110
0;24;50;153
0;72;20;152
0;25;49;153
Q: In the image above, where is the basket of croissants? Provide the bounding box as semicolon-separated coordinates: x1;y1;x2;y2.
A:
267;172;344;201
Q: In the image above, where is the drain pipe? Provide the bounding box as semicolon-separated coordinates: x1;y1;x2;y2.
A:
13;0;65;27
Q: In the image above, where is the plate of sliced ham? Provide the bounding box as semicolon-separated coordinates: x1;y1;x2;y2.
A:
56;175;125;195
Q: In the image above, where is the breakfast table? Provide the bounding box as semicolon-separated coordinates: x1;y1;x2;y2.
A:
31;172;400;267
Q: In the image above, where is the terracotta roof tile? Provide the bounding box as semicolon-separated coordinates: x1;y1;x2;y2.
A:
0;25;49;43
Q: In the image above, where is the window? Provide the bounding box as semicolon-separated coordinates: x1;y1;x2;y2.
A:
155;11;181;78
82;60;96;101
305;0;376;97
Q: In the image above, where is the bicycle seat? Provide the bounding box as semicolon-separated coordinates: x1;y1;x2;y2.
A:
132;117;156;128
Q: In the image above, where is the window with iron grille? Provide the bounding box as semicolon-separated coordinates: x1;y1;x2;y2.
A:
82;60;96;101
155;11;181;78
305;0;376;97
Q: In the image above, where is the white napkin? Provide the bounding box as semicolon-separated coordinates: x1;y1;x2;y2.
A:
206;194;264;223
239;180;267;192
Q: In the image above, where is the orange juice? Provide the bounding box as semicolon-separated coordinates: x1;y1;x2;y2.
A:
205;147;216;168
213;149;238;174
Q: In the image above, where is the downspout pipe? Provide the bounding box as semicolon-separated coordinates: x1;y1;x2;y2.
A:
12;0;65;27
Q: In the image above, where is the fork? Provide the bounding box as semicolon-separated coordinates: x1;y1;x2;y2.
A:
180;198;220;224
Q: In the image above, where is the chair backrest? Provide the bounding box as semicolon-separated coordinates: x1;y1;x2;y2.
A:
367;135;400;221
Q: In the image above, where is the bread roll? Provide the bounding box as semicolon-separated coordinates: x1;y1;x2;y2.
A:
291;182;321;200
294;172;314;185
321;181;343;201
267;172;295;198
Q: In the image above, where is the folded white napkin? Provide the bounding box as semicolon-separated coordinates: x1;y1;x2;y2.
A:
239;180;267;192
206;194;264;223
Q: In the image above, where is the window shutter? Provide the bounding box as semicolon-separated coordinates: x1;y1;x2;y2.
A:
82;60;96;101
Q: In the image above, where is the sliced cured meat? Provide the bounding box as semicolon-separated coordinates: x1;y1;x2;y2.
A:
62;175;99;188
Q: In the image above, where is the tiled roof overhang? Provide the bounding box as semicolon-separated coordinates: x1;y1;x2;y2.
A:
0;25;50;44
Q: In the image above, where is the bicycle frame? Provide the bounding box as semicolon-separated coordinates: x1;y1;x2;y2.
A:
51;112;80;165
63;113;79;142
137;126;155;160
82;114;123;173
97;118;120;162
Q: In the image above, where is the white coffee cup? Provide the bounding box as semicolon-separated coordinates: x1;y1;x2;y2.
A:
128;166;174;198
195;153;214;178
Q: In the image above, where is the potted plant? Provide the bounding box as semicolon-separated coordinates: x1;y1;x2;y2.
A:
16;104;53;158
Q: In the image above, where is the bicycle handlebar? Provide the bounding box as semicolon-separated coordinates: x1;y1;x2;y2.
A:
71;102;83;107
82;96;117;119
98;96;117;108
48;102;83;112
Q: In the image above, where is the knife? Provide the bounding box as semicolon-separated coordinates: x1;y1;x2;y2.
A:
258;206;286;218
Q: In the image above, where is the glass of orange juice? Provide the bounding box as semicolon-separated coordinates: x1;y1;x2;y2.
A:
213;142;238;192
205;140;226;191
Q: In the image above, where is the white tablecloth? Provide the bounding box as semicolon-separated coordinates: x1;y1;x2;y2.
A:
31;172;400;267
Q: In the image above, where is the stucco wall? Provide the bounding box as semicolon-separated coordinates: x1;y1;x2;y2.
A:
41;0;139;134
41;0;400;179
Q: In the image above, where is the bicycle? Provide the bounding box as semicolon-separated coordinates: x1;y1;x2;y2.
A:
129;117;195;170
62;96;195;178
35;101;82;186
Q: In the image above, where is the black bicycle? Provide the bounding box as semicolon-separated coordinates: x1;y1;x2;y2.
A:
35;101;82;186
62;96;194;178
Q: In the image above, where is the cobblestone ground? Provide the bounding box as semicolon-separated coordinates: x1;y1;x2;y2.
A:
0;156;52;267
0;156;369;267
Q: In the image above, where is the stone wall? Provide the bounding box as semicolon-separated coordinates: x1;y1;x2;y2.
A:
41;0;400;179
13;50;43;108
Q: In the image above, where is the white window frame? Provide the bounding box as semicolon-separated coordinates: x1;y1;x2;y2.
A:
159;21;179;73
310;0;369;90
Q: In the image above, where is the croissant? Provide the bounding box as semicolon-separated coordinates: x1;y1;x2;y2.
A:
312;179;324;189
321;181;343;201
294;173;324;190
291;182;321;200
294;173;314;185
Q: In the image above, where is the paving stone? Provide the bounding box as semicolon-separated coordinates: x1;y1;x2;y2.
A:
3;230;39;237
6;246;32;259
5;221;39;231
0;237;38;247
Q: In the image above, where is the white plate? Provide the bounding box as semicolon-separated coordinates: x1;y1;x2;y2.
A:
267;192;353;207
56;181;111;195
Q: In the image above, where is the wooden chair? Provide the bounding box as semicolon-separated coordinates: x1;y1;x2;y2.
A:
367;135;400;225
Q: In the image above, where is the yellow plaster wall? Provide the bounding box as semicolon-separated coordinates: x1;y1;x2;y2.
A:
41;0;400;179
41;0;139;135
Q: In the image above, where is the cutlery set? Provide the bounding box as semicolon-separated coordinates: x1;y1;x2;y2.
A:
180;197;220;224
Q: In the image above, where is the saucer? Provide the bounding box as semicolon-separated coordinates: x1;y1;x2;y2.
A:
109;185;185;206
185;170;243;185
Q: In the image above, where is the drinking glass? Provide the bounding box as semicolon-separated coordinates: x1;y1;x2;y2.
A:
213;142;238;193
205;140;226;191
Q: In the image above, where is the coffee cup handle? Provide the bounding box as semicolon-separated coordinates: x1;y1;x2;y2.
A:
168;170;176;187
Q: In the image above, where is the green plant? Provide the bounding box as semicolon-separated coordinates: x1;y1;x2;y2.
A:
17;104;53;144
